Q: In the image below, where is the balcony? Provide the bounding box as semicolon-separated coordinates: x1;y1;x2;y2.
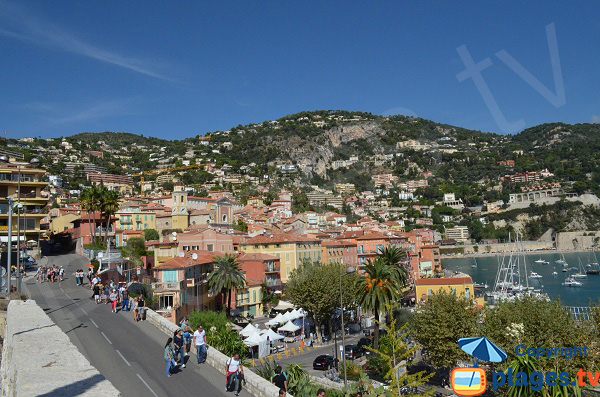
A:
152;280;185;292
265;265;280;273
236;297;251;306
265;279;282;287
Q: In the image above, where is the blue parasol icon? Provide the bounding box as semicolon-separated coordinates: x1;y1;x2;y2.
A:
458;336;507;366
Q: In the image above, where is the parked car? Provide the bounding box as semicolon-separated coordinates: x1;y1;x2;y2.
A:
313;355;338;370
344;344;364;360
356;337;372;354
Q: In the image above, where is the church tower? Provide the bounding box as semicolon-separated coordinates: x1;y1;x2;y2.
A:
171;182;189;229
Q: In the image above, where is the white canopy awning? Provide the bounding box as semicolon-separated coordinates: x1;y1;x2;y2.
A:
272;312;287;325
290;309;303;319
243;331;266;347
239;323;258;337
278;320;300;332
265;319;280;327
273;300;295;311
283;311;296;321
260;328;284;341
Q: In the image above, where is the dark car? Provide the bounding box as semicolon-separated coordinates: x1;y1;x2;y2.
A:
344;344;364;360
313;355;338;370
344;323;361;334
356;337;372;353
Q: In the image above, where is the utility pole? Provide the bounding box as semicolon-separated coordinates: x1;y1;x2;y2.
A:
6;198;14;295
16;165;21;295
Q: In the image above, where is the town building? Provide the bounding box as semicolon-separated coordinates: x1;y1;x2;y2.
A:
445;226;470;242
415;276;484;307
241;234;322;282
0;163;49;242
87;173;134;195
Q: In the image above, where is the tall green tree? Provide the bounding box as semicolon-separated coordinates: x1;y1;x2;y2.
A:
144;229;160;241
358;246;408;350
287;262;360;343
411;290;479;369
99;188;120;244
207;254;247;317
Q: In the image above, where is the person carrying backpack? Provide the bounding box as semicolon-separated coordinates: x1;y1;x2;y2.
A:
272;365;288;392
225;353;244;396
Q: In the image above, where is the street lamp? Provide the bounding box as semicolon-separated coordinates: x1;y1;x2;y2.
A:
340;265;356;388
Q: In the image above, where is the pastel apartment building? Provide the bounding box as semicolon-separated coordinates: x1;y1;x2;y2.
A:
241;234;322;282
415;276;484;307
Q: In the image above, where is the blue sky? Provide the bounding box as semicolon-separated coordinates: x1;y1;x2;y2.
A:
1;1;599;139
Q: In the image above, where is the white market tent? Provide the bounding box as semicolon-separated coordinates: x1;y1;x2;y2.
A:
265;319;280;327
290;309;303;319
239;323;258;337
243;331;266;346
273;300;295;311
283;311;296;321
278;320;300;332
260;328;285;341
272;312;287;325
243;331;270;358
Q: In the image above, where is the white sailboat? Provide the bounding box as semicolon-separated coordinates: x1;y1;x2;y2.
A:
529;271;543;279
573;258;587;279
534;256;549;265
556;254;567;265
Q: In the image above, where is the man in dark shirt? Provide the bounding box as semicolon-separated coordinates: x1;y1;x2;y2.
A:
272;365;287;392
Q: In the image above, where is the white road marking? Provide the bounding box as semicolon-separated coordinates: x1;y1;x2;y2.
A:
90;318;99;328
80;307;88;316
116;350;131;366
64;293;72;299
101;331;112;345
137;374;159;397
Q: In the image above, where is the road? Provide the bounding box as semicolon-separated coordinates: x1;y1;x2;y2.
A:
25;252;252;397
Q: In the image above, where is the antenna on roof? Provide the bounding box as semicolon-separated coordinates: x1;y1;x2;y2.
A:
192;253;198;260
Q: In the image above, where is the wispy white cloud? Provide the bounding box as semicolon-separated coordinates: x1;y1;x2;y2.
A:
21;98;143;124
0;0;173;82
592;115;600;124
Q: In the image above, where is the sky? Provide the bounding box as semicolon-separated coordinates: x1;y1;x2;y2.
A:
1;1;600;139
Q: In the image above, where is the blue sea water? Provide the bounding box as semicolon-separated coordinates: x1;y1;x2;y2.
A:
442;252;600;307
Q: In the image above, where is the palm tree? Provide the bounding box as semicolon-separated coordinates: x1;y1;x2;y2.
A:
207;254;247;317
358;247;409;350
100;190;120;244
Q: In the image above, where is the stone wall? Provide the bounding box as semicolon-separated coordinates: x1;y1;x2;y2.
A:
556;231;600;251
0;300;120;397
146;309;290;397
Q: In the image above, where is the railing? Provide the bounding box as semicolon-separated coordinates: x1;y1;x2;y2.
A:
265;265;280;273
265;279;282;287
152;280;184;291
0;175;37;182
237;297;251;305
0;226;8;231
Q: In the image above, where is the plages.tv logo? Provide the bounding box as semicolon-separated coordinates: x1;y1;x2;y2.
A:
450;336;507;396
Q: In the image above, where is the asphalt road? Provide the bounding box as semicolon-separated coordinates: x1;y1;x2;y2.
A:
25;252;252;397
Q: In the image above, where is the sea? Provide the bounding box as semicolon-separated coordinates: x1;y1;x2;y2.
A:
442;252;600;307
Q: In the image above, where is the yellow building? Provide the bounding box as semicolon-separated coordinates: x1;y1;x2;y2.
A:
236;284;263;317
241;234;322;282
0;163;49;241
50;213;79;234
171;182;189;230
415;276;484;307
115;210;157;231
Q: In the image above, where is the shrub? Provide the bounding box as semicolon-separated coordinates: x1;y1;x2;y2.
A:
188;311;247;358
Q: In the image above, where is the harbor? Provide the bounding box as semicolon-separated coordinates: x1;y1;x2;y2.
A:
442;251;600;307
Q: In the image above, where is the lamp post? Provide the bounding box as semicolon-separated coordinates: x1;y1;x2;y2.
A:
340;265;356;388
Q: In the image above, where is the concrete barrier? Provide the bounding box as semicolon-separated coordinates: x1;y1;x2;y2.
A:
0;300;120;397
146;309;290;397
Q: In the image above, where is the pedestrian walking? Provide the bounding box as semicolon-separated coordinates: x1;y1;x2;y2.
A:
279;389;286;397
164;338;177;377
121;288;130;311
173;329;186;368
59;266;64;281
93;283;101;304
134;295;145;322
180;318;193;355
272;365;287;392
225;353;243;396
193;325;207;364
110;289;118;312
317;389;326;397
